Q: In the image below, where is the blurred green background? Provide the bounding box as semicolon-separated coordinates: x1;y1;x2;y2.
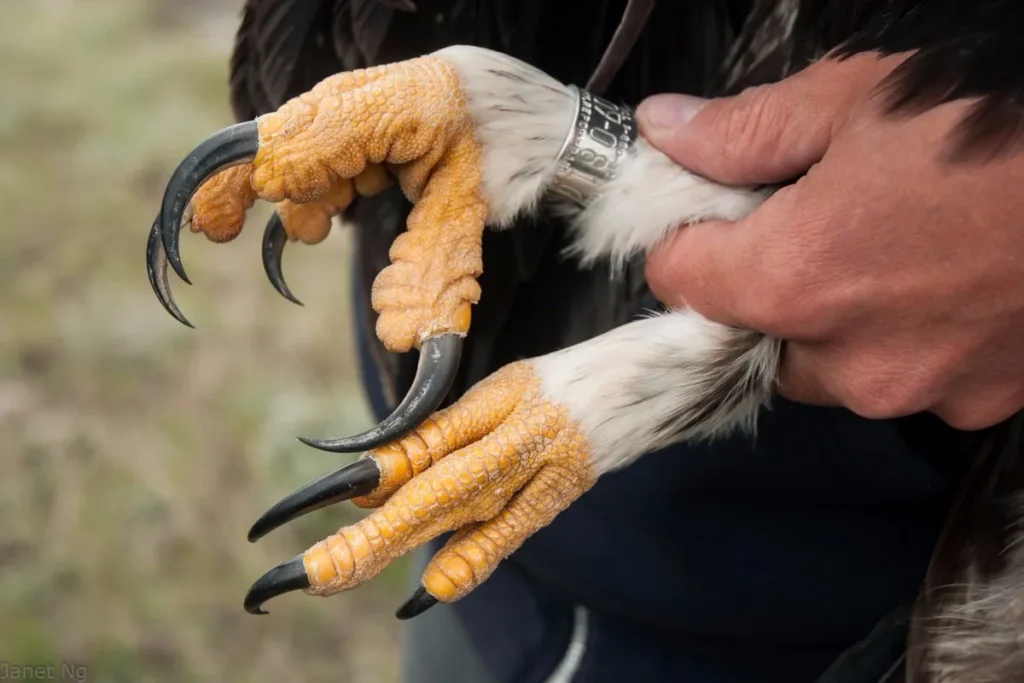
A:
0;1;405;680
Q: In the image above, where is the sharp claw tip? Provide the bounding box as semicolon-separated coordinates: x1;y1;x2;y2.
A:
245;458;380;542
245;512;286;543
246;514;275;544
295;435;345;452
147;217;197;328
246;513;282;545
243;556;309;616
165;310;195;329
166;254;192;286
395;586;439;620
262;213;306;306
159;120;257;301
292;334;463;454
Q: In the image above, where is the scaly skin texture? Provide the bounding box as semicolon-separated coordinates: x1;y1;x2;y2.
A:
278;163;394;244
189;166;257;243
187;56;486;352
301;362;598;603
191;164;393;244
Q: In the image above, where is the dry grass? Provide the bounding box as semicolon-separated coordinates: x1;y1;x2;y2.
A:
0;1;404;680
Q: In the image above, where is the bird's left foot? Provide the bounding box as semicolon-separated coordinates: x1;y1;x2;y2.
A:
148;53;515;454
148;55;486;352
243;361;597;619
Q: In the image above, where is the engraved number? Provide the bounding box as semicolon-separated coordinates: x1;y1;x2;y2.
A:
593;99;623;125
589;126;617;148
579;148;610;170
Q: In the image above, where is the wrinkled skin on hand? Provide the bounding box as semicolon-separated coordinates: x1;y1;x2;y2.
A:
638;52;1024;431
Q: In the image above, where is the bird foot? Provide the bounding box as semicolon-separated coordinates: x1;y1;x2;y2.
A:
243;361;597;618
147;54;507;453
148;55;487;353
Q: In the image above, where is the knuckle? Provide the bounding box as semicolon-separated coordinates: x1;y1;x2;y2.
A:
719;85;785;170
939;409;1000;432
936;392;1024;431
841;372;932;420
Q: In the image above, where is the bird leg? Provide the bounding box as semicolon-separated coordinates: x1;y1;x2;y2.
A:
243;314;780;618
245;361;597;618
149;55;499;451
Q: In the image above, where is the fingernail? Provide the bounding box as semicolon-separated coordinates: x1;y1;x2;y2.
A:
639;94;707;130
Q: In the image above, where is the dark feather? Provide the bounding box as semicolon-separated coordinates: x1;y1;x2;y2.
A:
253;0;327;104
376;0;417;10
334;0;396;68
585;0;658;95
229;0;400;119
830;0;1024;162
229;4;271;120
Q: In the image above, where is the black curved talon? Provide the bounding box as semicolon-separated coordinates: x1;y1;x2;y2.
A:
146;217;193;328
244;556;310;615
247;458;381;542
261;212;303;305
299;334;463;453
395;586;439;620
158;120;260;285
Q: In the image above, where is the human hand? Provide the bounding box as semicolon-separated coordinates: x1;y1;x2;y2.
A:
636;53;1024;430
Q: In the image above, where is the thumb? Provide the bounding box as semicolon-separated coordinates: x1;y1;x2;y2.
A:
636;53;900;185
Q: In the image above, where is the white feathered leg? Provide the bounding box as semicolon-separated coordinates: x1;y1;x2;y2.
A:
439;45;779;474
